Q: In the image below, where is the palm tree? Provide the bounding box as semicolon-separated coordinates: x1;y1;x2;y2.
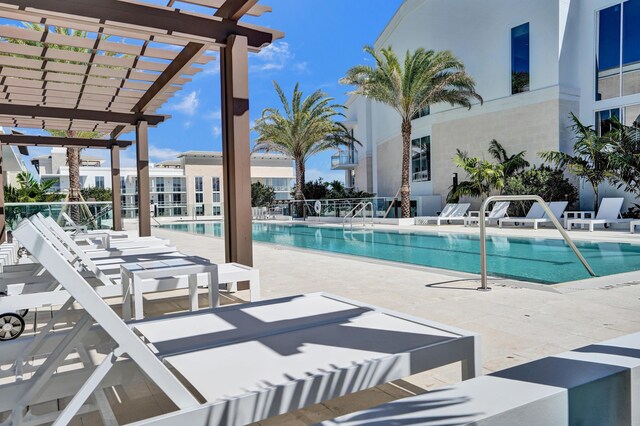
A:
540;113;615;211
341;46;482;217
252;82;356;206
488;139;529;179
447;149;504;202
5;24;114;220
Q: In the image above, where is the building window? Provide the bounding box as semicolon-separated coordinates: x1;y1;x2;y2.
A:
194;176;203;192
195;193;203;203
623;0;640;96
411;136;431;181
95;176;104;189
511;23;530;94
212;206;221;216
212;177;220;191
596;1;640;100
412;106;430;120
173;177;182;192
155;178;164;193
596;108;621;135
624;103;640;127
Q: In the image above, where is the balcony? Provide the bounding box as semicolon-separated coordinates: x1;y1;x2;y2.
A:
331;152;358;170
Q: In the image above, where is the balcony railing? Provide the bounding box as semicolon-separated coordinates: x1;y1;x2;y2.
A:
331;153;358;170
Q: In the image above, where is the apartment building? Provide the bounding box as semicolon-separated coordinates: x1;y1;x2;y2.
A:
339;0;640;213
32;148;294;217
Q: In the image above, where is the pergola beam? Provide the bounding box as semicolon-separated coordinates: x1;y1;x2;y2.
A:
0;135;132;149
214;0;260;20
133;42;208;114
0;0;281;49
0;104;165;126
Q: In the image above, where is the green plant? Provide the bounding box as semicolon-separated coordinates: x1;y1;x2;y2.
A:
251;182;275;207
81;186;113;202
488;139;529;179
342;45;482;217
252;82;357;206
301;179;329;200
540;113;615;211
5;172;63;203
606;117;640;198
503;165;579;217
447;149;504;202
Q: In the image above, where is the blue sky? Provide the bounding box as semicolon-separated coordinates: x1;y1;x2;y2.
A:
16;1;403;181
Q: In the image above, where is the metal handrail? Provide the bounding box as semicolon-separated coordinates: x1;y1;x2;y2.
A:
478;195;596;291
343;202;373;230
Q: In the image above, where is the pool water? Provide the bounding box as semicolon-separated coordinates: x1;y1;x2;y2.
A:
160;222;640;284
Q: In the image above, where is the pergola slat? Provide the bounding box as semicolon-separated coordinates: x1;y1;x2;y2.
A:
214;0;260;20
0;134;132;148
175;0;270;17
0;103;165;125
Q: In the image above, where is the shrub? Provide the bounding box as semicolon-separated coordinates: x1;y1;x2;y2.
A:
503;166;579;217
251;182;275;207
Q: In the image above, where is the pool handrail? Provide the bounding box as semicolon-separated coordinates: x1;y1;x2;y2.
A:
479;195;596;291
343;202;374;230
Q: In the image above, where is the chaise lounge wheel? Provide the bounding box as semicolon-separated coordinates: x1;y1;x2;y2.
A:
0;313;25;341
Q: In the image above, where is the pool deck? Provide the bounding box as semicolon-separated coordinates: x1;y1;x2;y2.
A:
117;222;640;425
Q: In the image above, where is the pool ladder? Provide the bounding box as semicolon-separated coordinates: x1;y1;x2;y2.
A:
343;202;374;231
478;195;596;291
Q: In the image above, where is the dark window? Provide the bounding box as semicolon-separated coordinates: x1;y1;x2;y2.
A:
95;176;104;189
412;106;430;120
597;4;622;100
511;23;530;94
411;136;431;181
212;177;220;191
595;108;621;135
194;176;203;192
155;178;164;192
623;0;640;96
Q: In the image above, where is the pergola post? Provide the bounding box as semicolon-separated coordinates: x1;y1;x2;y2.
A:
0;146;5;244
220;34;252;266
110;145;122;232
136;121;151;237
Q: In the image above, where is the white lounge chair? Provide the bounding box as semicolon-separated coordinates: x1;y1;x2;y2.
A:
61;211;127;238
3;218;481;425
566;198;624;232
464;201;510;226
415;203;471;225
499;201;568;230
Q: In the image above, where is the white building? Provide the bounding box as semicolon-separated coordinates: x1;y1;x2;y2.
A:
32;148;294;218
340;0;640;214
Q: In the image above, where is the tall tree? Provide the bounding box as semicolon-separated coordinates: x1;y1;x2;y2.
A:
252;81;356;206
342;46;482;217
540;113;615;211
606;117;640;198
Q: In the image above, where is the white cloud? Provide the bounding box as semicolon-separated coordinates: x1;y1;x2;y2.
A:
170;91;199;115
305;168;344;183
204;109;221;120
293;62;309;73
250;41;293;72
149;145;180;162
212;125;222;137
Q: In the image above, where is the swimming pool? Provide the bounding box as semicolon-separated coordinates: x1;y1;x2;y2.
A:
159;222;640;284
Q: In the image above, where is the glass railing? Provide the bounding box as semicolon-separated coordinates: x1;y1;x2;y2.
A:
5;201;114;231
331;153;358;169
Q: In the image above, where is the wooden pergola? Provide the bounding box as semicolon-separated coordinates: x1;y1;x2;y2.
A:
0;0;283;266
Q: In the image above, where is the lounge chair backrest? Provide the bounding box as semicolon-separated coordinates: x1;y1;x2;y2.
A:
451;203;471;217
525;203;545;219
438;204;457;218
33;214;115;286
547;201;568;220
488;201;510;219
596;197;624;220
11;218;197;407
61;211;80;230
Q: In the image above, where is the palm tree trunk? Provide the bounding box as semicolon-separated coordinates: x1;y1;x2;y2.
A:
66;131;82;222
592;182;599;213
295;160;305;217
400;119;412;218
